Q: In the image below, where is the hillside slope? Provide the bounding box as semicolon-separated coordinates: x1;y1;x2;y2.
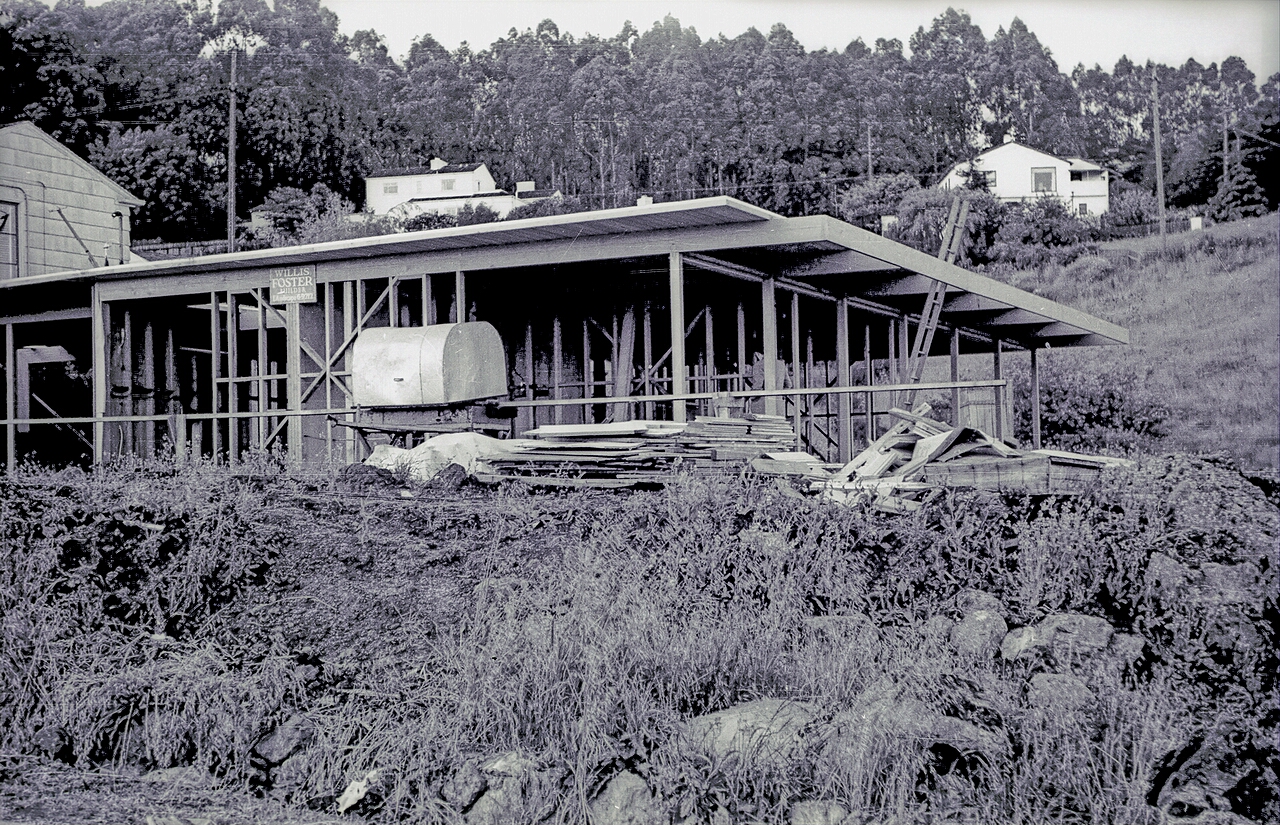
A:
1003;213;1279;468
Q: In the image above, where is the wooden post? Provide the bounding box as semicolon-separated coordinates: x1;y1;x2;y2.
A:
761;278;778;416
669;252;687;423
121;309;133;455
4;323;13;472
164;326;177;456
455;271;467;322
993;339;1005;441
582;318;592;423
950;328;960;426
1151;78;1167;244
324;282;333;464
227;294;240;462
863;324;874;445
91;286;107;464
286;303;302;464
642;305;654;420
614;308;636;421
422;274;435;325
736;302;747;391
208;294;219;461
790;291;801;449
343;280;355;462
388;278;399;328
887;319;898;411
141;320;155;457
835;298;852;462
1030;346;1042;450
805;333;815;451
703;303;715;396
552;316;563;424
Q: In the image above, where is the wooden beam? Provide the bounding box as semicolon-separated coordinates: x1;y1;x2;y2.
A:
1031;346;1042;450
121;309;133;455
736;302;747;391
863;323;874;445
208;295;218;461
552;316;563;425
286;303;302;464
950;328;960;427
642;305;654;420
704;304;715;395
943;293;1013;313
256;294;267;449
227;294;240;462
779;250;902;278
761;278;779;416
989;308;1053;326
835;298;852;462
582;317;592;423
615;308;635;421
790;291;801;449
455;270;466;322
669;252;687;423
91;288;106;464
421;274;433;326
141;320;155;456
867;274;945;297
994;338;1006;441
0;307;92;326
4;324;14;472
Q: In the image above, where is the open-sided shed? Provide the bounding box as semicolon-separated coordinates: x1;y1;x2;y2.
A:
0;196;1126;469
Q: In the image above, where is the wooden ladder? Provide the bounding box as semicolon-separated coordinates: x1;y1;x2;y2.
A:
903;197;969;408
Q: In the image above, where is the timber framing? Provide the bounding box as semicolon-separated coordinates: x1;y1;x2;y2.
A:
0;196;1126;469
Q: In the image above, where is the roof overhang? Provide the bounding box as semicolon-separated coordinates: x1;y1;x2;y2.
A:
0;196;1126;347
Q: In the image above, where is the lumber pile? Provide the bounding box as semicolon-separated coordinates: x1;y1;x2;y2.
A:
813;405;1131;512
474;414;801;488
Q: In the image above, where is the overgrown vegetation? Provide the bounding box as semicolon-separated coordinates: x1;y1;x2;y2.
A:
2;454;1275;822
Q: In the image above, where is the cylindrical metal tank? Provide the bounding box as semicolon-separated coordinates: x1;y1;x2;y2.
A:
351;322;508;408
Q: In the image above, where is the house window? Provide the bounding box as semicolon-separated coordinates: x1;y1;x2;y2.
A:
1070;170;1083;182
441;179;455;191
1032;167;1056;193
0;202;18;280
1078;203;1089;216
383;182;398;195
981;170;996;187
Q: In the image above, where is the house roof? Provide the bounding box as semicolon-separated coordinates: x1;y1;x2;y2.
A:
369;163;485;178
517;188;560;200
404;191;512;203
0;121;144;207
0;196;1127;348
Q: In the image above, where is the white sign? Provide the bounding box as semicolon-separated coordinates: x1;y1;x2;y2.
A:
269;265;317;303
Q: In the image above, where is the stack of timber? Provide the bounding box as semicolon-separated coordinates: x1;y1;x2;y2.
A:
814;405;1131;512
475;414;801;488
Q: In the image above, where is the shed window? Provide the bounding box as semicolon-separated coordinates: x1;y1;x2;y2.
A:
0;202;18;280
383;182;398;195
1032;167;1056;193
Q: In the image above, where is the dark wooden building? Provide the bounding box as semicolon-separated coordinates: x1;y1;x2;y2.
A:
0;197;1127;470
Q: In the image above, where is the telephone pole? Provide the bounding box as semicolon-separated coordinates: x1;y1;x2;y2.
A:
1151;77;1166;242
866;122;873;181
227;49;238;254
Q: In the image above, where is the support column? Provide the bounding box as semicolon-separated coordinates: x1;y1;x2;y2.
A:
552;316;563;424
993;339;1005;441
704;304;715;396
141;320;155;457
736;302;747;391
669;252;687;423
835;298;852;462
286;303;302;464
4;323;14;472
615;308;636;421
208;294;219;461
790;291;801;448
422;274;434;326
863;324;874;445
1030;346;1042;449
91;286;107;464
642;305;654;420
455;271;467;322
950;328;960;426
761;278;778;416
887;319;898;410
227;294;240;462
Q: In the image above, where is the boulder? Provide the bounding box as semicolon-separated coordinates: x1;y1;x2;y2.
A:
956;589;1004;618
465;752;565;825
823;690;1007;770
922;615;956;645
443;760;486;812
1039;613;1114;658
686;699;820;770
588;771;663;825
1000;626;1039;661
951;610;1007;658
254;714;313;766
1027;673;1094;712
790;799;849;825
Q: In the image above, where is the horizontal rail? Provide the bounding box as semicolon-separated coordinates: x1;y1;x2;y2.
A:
497;379;1006;409
2;407;357;427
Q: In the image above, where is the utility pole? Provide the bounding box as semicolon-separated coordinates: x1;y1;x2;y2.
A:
1151;77;1166;242
1223;114;1230;188
227;49;238;254
866;122;873;181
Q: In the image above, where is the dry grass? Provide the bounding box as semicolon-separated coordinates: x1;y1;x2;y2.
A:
999;213;1279;468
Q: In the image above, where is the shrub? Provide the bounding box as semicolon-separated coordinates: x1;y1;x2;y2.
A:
1007;358;1170;454
837;173;921;232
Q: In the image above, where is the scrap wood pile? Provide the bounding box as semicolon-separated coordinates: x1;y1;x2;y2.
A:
473;413;803;488
804;404;1132;512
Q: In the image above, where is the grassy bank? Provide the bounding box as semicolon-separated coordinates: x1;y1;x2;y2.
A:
2;458;1275;823
998;213;1279;468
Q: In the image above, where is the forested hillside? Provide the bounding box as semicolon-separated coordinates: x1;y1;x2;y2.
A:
2;0;1276;242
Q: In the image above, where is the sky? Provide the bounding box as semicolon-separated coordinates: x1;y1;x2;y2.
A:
318;0;1280;79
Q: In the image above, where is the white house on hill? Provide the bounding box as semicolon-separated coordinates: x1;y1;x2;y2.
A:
938;140;1110;216
364;159;557;220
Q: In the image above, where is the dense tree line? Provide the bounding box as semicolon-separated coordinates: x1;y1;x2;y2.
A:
2;0;1275;242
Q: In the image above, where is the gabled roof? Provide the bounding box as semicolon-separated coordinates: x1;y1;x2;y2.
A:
0;121;144;207
369;163;485;178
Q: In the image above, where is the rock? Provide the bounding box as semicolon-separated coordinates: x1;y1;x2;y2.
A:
922;615;956;644
1039;613;1114;658
686;699;819;769
823;690;1007;771
588;771;663;825
1107;632;1146;668
435;462;469;490
1149;727;1280;824
254;714;313;765
951;610;1007;658
465;752;565;825
1000;626;1039;661
956;589;1003;618
790;799;849;825
443;760;486;812
1027;673;1094;712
